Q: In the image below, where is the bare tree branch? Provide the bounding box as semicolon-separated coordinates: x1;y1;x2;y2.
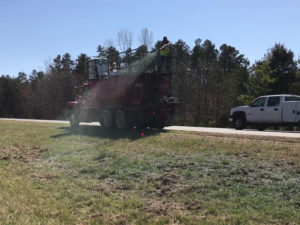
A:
104;39;115;48
116;28;133;52
138;28;153;50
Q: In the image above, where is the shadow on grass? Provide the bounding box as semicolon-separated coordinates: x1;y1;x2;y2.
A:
51;125;166;140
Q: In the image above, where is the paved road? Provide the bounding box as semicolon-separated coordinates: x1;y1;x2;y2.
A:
165;126;300;138
1;118;300;139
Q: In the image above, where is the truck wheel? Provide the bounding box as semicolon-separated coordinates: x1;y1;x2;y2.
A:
155;122;165;129
151;119;166;129
257;125;266;131
115;110;128;130
233;116;245;130
102;110;113;129
70;109;79;128
155;120;166;130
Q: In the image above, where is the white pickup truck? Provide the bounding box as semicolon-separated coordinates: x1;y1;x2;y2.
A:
230;94;300;130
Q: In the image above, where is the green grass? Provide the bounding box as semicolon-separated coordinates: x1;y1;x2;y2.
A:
0;120;299;225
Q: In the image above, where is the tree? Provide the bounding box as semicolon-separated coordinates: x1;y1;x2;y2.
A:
219;44;248;74
267;43;297;93
104;39;114;48
97;45;107;57
0;76;27;118
17;72;28;84
116;28;133;52
74;54;89;74
248;60;276;97
246;44;297;97
286;62;300;95
106;46;121;69
191;38;202;70
74;53;89;84
134;45;148;59
123;48;134;66
29;69;44;84
50;55;62;73
171;40;191;125
173;39;190;66
138;28;153;50
202;40;218;63
61;53;74;73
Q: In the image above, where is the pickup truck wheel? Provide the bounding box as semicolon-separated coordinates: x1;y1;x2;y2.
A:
102;110;113;129
233;116;245;130
115;110;128;130
70;110;79;128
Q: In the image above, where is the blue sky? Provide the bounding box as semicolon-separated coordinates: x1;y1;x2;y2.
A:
0;0;299;76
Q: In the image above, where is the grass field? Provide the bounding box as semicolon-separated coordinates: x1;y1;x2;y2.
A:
0;120;299;225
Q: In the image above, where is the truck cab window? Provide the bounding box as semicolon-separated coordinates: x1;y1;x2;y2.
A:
284;96;300;101
267;97;280;107
251;97;266;107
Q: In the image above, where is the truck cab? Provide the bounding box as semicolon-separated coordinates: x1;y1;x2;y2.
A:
230;94;300;130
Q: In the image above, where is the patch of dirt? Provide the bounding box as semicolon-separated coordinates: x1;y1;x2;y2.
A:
148;173;179;197
0;145;48;163
186;200;203;211
280;221;298;225
37;174;58;182
178;184;210;195
90;212;103;218
0;156;10;160
144;199;185;216
102;213;127;225
86;179;129;195
231;167;251;175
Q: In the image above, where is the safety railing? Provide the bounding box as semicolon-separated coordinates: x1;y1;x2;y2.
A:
87;45;173;80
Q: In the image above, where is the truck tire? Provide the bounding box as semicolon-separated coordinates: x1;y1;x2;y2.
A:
70;109;79;129
257;125;266;131
115;110;128;130
233;116;245;130
102;110;113;129
150;118;166;129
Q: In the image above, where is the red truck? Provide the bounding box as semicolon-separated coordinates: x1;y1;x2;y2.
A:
67;49;178;129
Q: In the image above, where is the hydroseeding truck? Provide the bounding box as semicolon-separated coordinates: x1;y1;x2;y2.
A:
67;47;178;129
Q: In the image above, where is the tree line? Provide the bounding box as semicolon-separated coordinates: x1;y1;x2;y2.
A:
0;33;299;127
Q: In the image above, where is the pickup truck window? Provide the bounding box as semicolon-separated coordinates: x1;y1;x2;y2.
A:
267;96;280;107
284;96;300;101
251;97;266;107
